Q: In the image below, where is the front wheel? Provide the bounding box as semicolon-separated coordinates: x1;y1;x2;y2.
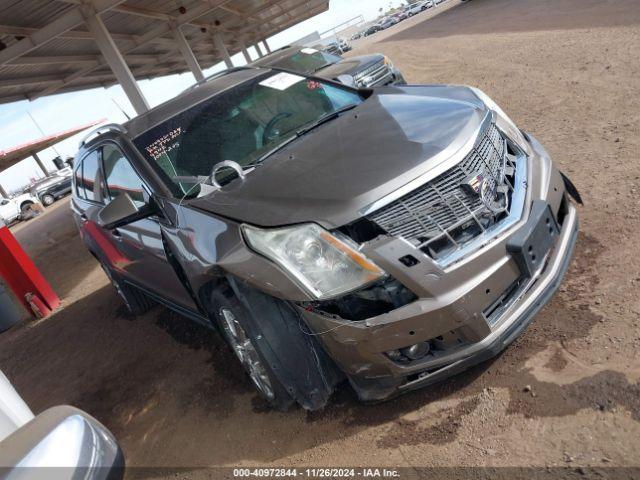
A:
20;201;34;214
211;288;294;410
41;194;55;206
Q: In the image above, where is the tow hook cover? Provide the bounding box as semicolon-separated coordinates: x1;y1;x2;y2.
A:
507;200;559;277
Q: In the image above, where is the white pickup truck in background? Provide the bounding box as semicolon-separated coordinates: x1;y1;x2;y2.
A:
0;193;38;225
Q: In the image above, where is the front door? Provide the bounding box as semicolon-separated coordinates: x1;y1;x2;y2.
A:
95;143;197;312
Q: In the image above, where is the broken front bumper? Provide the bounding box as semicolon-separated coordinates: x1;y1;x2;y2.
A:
298;134;579;401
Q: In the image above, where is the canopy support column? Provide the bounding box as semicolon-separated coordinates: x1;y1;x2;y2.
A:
262;40;271;54
32;152;48;176
83;6;149;115
213;33;233;69
254;42;264;58
0;184;8;198
241;45;252;64
171;23;204;82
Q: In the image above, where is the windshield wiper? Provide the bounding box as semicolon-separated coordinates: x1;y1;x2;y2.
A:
310;63;331;73
172;163;262;185
295;104;359;137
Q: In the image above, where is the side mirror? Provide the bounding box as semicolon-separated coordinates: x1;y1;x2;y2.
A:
0;406;124;479
98;193;154;230
336;74;357;88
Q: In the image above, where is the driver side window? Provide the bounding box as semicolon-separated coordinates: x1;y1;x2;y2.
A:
101;144;146;207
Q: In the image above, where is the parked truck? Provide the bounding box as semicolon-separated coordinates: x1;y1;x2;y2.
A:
0;193;38;225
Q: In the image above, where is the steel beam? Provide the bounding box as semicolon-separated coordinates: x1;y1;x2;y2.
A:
263;39;272;54
171;24;204;82
83;6;149;115
254;42;264;58
0;184;8;199
0;0;125;66
241;45;252;64
34;0;231;100
32;152;49;176
213;33;233;69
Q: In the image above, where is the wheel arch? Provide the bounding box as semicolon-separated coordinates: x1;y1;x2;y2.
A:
202;274;344;410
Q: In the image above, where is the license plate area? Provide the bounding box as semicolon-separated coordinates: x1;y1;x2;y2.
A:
506;200;559;278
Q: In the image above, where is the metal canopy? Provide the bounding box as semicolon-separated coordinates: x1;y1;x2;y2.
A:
0;0;329;106
0;119;103;170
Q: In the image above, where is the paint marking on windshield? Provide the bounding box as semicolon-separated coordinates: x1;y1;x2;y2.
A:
259;72;304;91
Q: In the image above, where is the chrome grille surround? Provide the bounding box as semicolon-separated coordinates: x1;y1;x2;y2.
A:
367;122;519;262
354;61;393;87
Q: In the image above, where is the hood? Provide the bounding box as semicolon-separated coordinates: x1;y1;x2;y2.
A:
190;85;488;229
317;54;384;80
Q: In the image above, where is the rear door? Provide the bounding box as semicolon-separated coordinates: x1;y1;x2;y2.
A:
98;143;197;311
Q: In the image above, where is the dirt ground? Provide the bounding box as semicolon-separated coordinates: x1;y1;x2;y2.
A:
1;0;639;476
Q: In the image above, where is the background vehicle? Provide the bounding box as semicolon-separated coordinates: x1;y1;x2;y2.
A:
323;42;342;55
378;17;397;29
27;173;73;206
392;11;409;22
337;38;352;52
406;1;433;15
364;25;382;36
0;193;38;224
72;67;580;411
251;45;405;88
0;369;123;478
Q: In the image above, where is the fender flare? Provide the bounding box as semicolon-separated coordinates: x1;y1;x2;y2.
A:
223;276;343;410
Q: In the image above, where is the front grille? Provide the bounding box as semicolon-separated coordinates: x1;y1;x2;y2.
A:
368;123;516;261
354;61;393;87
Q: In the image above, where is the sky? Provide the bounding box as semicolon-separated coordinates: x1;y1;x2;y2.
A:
0;0;407;194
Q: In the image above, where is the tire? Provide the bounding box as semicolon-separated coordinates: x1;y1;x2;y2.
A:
210;287;294;411
20;201;34;214
41;194;55;206
209;280;343;411
98;259;154;316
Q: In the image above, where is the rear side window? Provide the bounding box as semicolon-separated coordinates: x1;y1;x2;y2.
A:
102;144;146;207
74;162;85;198
78;150;105;203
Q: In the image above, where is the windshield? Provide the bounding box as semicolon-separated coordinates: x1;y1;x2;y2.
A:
268;48;342;73
133;71;363;197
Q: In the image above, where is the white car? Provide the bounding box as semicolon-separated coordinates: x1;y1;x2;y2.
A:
0;193;38;225
405;1;433;15
0;369;123;479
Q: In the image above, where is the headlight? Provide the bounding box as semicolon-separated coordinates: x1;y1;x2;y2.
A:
242;223;386;300
383;56;394;70
470;87;531;155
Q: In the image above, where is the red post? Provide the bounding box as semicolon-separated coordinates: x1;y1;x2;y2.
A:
0;225;60;318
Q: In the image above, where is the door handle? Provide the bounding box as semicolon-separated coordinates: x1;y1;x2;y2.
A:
111;229;122;238
79;213;88;222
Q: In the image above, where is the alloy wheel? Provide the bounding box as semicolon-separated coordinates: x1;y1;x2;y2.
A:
219;307;275;400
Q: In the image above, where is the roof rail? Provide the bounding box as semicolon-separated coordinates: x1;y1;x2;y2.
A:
79;123;127;147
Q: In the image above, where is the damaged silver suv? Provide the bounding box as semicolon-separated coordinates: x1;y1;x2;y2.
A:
72;67;580;410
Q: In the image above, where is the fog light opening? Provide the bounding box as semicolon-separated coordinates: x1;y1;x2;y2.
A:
387;341;431;363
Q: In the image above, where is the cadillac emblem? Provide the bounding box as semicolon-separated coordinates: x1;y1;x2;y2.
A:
463;173;485;195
